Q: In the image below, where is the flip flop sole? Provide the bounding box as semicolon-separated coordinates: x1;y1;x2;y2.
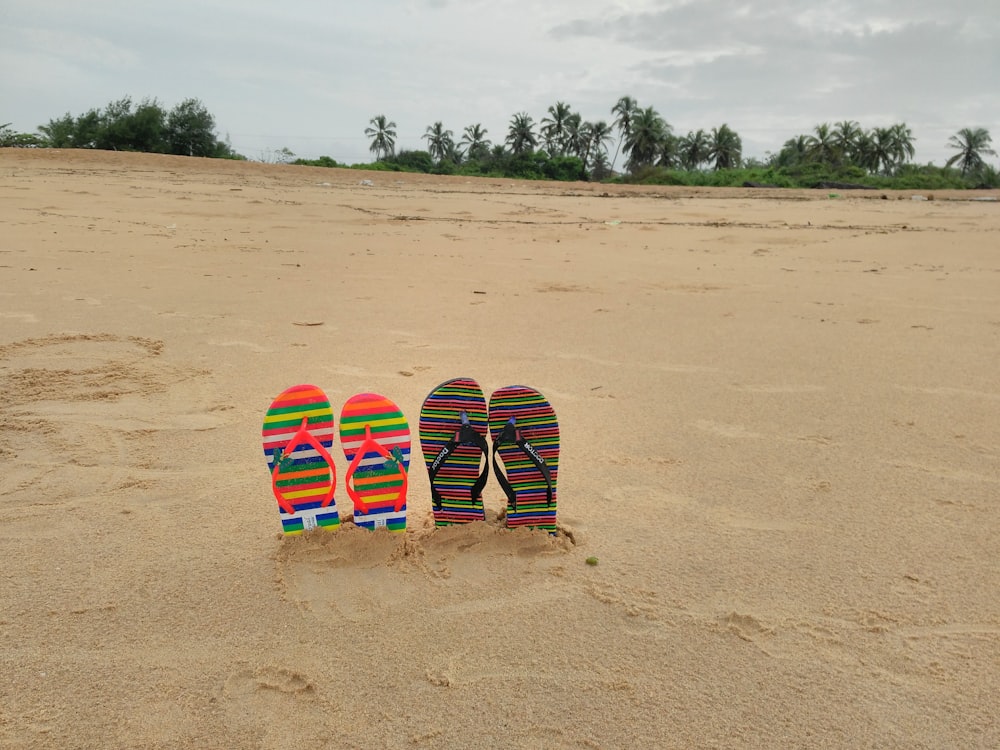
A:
262;384;339;535
488;385;559;532
340;393;410;532
419;378;488;526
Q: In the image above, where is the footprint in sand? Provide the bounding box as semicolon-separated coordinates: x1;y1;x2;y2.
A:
0;333;221;520
221;666;336;745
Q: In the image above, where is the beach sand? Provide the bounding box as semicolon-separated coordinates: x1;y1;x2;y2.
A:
1;148;998;749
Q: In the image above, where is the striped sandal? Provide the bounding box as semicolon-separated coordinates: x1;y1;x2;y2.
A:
419;377;490;526
339;393;410;532
488;385;560;534
262;384;340;535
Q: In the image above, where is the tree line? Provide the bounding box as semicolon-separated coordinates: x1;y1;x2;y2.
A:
1;97;242;159
363;96;997;188
2;94;997;188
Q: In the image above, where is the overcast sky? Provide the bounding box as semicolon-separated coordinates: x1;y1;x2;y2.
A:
2;0;998;167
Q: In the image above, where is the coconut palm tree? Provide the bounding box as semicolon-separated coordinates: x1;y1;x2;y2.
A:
775;134;810;168
807;123;838;165
585;120;615;170
589;149;612;181
563;113;589;161
867;127;899;175
624;106;667;172
365;115;397;160
657;133;681;169
853;129;877;173
459;123;491;161
832;120;862;164
946;127;995;176
610;95;639;173
506;112;538;155
423;121;454;163
541;101;574;156
889;122;916;170
709;124;742;170
679;129;712;171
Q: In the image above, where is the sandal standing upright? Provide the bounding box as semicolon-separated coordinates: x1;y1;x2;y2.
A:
262;384;340;535
419;377;490;526
339;393;410;532
488;385;559;533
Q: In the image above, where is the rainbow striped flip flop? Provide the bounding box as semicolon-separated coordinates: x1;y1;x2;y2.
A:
339;393;410;532
488;385;560;533
262;384;340;535
419;378;490;526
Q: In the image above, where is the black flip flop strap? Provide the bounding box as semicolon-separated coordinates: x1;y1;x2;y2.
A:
428;423;489;510
492;423;553;512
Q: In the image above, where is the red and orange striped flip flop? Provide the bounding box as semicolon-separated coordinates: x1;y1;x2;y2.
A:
339;393;410;532
488;385;559;534
262;384;340;535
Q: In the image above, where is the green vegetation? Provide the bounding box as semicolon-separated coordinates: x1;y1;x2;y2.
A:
0;123;45;147
361;98;998;188
10;97;244;159
3;94;997;189
291;155;341;168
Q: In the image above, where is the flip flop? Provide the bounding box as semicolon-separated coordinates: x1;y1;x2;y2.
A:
488;385;559;533
262;384;340;535
419;377;490;526
339;393;410;532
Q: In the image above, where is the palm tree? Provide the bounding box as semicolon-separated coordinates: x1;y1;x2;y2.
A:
610;95;639;173
709;124;742;170
775;134;810;168
423;121;454;163
541;101;574;156
563;113;585;159
775;134;808;167
585;120;615;170
459;123;491;161
889;122;916;171
506;112;537;155
832;120;862;164
807;123;838;165
657;133;681;169
868;127;898;175
624;106;667;172
589;149;612;181
946;127;995;176
679;129;712;171
853;130;877;173
365;115;396;160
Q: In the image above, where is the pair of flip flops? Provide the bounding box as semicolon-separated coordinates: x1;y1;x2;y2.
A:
261;385;410;535
419;378;560;533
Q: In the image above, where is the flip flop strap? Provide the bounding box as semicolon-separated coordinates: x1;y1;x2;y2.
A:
428;422;489;510
271;417;337;515
345;424;409;515
492;420;553;512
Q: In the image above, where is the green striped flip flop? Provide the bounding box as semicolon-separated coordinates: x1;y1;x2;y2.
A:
488;385;559;533
262;384;340;535
419;377;490;526
339;393;410;532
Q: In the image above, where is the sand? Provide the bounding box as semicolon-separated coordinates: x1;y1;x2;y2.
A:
1;148;998;749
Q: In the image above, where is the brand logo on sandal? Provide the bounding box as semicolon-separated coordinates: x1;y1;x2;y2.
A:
523;442;544;465
431;446;451;471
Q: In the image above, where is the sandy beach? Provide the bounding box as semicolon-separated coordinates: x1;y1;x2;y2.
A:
1;148;998;749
